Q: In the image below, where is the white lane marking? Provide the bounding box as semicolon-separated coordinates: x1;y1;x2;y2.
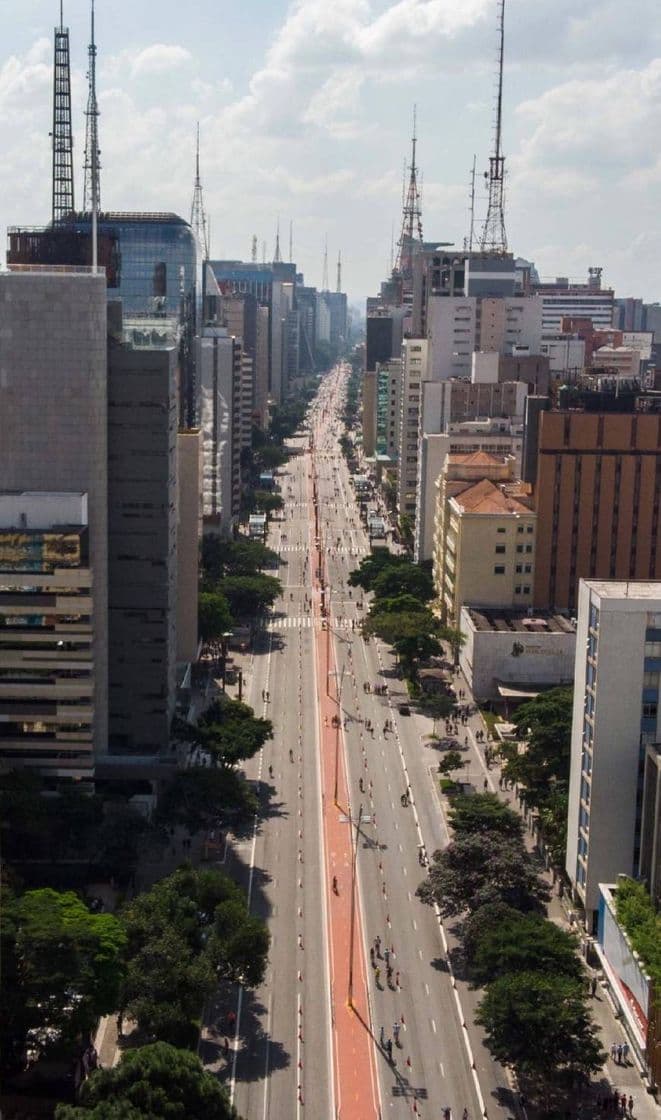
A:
412;919;417;931
424;983;430;996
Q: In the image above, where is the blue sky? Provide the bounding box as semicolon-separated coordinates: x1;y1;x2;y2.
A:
3;0;661;303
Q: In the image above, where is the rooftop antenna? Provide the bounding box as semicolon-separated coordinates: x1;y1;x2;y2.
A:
262;240;266;264
395;104;424;277
466;154;477;252
389;220;395;274
190;122;210;259
480;0;508;254
289;220;293;263
322;236;329;292
251;234;258;263
336;250;342;294
83;0;100;270
52;0;75;223
273;217;282;263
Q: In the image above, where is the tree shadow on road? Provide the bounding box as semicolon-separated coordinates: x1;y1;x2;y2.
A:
203;985;292;1086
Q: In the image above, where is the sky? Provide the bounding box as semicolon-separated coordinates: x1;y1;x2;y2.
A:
3;0;661;305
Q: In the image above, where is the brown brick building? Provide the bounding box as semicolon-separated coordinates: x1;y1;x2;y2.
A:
534;411;661;611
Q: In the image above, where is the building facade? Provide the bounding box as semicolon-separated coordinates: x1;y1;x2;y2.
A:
566;580;661;928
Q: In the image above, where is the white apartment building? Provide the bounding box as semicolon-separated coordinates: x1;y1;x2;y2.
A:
426;295;543;381
535;281;615;334
397;339;429;520
566;580;661;930
539;336;586;375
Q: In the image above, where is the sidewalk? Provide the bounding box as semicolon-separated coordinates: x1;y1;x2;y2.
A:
450;665;660;1120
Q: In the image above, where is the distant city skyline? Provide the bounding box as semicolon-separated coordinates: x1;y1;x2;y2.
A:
2;0;661;302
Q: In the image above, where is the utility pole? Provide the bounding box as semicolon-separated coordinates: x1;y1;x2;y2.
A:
480;0;508;254
52;1;75;223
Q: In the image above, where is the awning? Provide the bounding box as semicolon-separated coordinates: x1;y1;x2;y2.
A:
496;683;542;699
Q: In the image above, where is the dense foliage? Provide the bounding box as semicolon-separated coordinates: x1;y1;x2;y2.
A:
120;866;269;1045
614;877;661;996
55;1042;241;1120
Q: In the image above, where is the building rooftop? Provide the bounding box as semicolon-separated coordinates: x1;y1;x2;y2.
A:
447;450;503;467
452;478;532;516
465;606;576;634
583;580;661;602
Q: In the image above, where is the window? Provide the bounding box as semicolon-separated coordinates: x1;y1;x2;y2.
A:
516;544;523;553
643;703;658;720
497;527;506;534
523;585;531;594
525;545;533;554
516;564;523;574
517;526;524;534
495;544;506;554
524;564;532;573
494;564;505;574
515;585;522;594
526;525;533;534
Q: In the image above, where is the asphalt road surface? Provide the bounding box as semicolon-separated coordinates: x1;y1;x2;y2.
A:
201;365;515;1120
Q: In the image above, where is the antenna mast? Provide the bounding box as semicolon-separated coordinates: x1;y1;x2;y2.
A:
190;123;210;259
273;218;281;263
466;155;477;252
52;2;75;223
322;237;329;292
395;105;423;277
480;0;507;254
251;235;258;263
336;251;342;294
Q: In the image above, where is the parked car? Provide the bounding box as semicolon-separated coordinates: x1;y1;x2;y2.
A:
397;703;411;716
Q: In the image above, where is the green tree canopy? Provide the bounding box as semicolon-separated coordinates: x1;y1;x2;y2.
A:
202;536;279;582
252;490;284;515
372;562;433;603
217;574;282;620
121;867;269;1043
181;698;273;770
437;750;465;780
348;549;408;592
449;793;523;839
198;592;234;646
55;1042;241;1120
363;606;441;677
156;767;257;834
2;886;126;1069
476;971;604;1084
417;832;548;918
420;693;455;733
462;903;582;987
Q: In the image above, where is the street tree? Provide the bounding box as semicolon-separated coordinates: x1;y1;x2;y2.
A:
476;971;604;1085
217;574;282;620
372;561;433;604
252;490;284;515
156;767;257;834
363;606;441;678
198;592;234;650
449;793;523;839
420;693;455;735
55;1042;241;1120
417;832;548;918
192;698;273;770
201;535;278;581
121;868;269;1043
462;903;582;987
3;887;126;1066
437;750;465;781
348;549;406;592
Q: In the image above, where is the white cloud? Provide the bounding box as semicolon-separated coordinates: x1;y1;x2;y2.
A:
130;44;193;78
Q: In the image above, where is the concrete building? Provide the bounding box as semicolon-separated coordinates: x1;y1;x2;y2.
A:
566;580;661;929
533;410;661;612
197;327;239;534
533;272;615;334
591;346;641;379
415;420;524;563
106;311;179;757
176;430;202;665
375;359;402;462
0;267;108;774
432;452;535;624
0;493;96;781
362;370;377;458
539;335;585;375
397;339;429;521
425;294;543;381
459;606;576;703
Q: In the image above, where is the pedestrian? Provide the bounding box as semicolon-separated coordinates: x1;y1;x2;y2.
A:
616;1043;623;1064
379;1025;385;1047
386;1037;393;1062
375;934;381;956
628;1097;633;1115
375;967;381;986
384;947;390;966
395;970;400;988
622;1042;629;1063
223;1036;230;1057
610;1042;617;1062
591;975;598;997
393;1021;400;1045
370;946;375;966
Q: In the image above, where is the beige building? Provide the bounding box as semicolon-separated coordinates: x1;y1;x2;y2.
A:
176;430;203;665
433;451;535;624
397;339;429;521
362;370;377;458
